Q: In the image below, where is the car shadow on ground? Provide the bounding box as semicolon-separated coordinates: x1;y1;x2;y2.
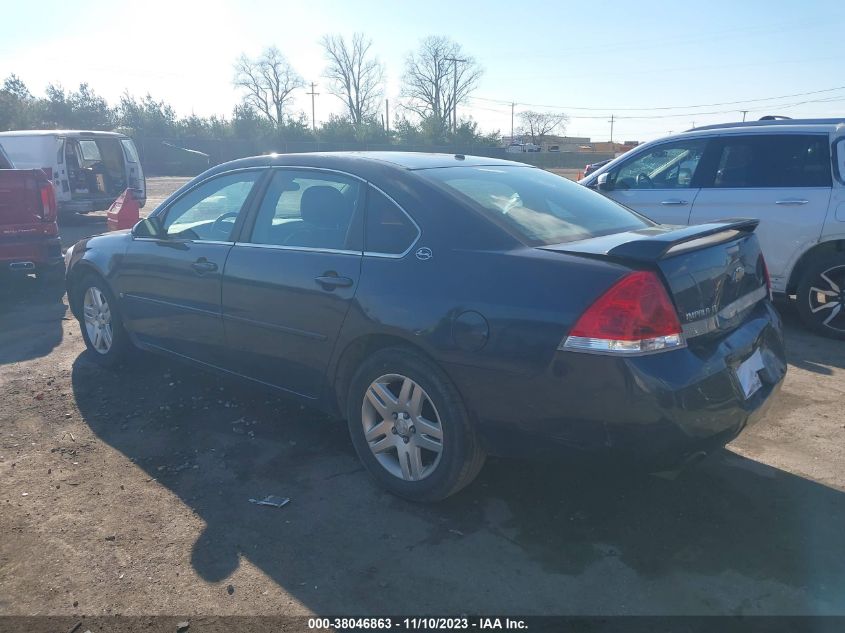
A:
775;299;845;374
70;347;845;614
58;211;109;248
0;276;67;365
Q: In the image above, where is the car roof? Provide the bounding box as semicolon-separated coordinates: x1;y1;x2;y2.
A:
0;130;129;138
580;121;842;183
202;152;532;177
689;117;845;132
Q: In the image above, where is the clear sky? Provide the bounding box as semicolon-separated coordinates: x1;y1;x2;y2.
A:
2;0;843;142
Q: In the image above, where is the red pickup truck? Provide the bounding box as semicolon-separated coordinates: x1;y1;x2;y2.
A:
0;143;62;281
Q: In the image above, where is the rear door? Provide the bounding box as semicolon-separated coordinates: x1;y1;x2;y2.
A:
116;170;263;364
689;134;833;291
120;138;146;206
221;168;364;398
600;138;709;225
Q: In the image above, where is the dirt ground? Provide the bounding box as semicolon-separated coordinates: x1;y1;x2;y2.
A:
1;177;844;616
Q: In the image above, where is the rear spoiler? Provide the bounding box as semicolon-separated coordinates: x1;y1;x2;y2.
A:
543;219;759;262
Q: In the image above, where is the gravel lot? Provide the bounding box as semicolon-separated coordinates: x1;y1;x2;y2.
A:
1;177;844;616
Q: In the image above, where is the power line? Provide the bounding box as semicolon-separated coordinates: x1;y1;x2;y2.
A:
469;85;845;113
465;95;845;120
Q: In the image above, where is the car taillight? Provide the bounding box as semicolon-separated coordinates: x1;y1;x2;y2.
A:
560;270;685;355
39;179;57;222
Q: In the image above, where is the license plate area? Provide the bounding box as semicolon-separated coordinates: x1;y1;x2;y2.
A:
734;349;765;399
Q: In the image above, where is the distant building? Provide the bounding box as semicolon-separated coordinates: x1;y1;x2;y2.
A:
501;135;591;152
589;141;640;155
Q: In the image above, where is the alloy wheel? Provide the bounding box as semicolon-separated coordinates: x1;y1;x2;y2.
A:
83;286;113;354
807;265;845;333
361;373;444;481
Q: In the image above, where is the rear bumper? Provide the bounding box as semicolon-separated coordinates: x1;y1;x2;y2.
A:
60;197;116;214
457;301;786;465
0;236;63;273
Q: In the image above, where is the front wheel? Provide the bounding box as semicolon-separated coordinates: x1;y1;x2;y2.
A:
75;273;132;366
346;348;486;502
796;255;845;339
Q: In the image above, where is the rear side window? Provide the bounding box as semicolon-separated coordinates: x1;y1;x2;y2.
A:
121;139;139;163
249;170;362;251
707;135;831;188
365;187;419;255
422;166;651;246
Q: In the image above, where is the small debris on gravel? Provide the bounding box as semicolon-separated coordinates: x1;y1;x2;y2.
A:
227;584;235;595
176;621;190;632
248;495;290;508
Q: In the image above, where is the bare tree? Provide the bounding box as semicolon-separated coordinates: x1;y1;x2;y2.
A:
518;110;569;146
321;33;384;125
234;47;304;127
401;36;482;134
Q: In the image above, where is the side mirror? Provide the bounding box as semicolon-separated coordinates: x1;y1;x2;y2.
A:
597;172;613;192
836;138;845;183
132;216;163;238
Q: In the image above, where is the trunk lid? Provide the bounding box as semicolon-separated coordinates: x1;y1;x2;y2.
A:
0;170;45;228
543;219;769;338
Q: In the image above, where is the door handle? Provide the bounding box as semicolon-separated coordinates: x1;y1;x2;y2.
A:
775;199;809;205
660;199;689;206
191;258;218;274
315;273;354;290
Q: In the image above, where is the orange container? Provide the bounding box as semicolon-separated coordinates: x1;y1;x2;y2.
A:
106;189;140;231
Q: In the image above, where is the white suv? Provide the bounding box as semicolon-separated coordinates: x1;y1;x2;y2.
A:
580;118;845;339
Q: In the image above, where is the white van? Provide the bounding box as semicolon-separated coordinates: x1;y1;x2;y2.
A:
0;130;146;216
579;117;845;338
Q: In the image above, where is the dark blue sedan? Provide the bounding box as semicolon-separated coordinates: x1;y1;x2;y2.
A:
65;152;786;501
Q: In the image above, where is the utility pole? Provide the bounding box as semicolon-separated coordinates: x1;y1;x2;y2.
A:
740;110;748;122
511;102;515;141
444;56;467;135
385;99;390;135
306;82;319;134
608;114;615;144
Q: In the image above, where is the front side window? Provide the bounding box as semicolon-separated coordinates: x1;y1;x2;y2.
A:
365;187;418;255
423;166;651;246
707;134;832;188
610;140;706;190
163;171;260;241
249;170;362;250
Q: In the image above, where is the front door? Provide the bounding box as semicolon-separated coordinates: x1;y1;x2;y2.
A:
116;170;263;364
689;134;833;291
601;138;709;225
221;168;364;398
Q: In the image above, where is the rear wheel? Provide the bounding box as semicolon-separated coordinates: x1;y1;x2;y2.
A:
75;273;132;366
796;255;845;339
346;347;486;502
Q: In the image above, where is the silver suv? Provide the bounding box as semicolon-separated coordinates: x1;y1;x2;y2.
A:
580;118;845;338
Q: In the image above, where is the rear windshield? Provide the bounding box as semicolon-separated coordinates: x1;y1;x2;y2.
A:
421;165;651;246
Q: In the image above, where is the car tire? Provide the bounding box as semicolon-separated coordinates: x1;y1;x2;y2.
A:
796;254;845;339
346;347;486;502
75;273;132;367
